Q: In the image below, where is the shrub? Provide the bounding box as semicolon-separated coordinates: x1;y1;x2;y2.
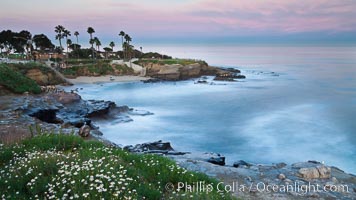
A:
0;64;41;94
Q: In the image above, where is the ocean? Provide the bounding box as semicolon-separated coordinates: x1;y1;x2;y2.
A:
65;44;356;174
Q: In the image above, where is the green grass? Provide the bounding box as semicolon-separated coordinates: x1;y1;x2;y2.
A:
114;64;134;74
135;58;208;66
0;133;235;199
6;62;52;74
61;66;79;76
7;54;26;59
0;63;41;94
87;63;113;74
66;59;112;65
61;62;133;77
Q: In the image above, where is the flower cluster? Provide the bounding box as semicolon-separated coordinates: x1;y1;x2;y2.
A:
0;134;233;200
0;145;138;199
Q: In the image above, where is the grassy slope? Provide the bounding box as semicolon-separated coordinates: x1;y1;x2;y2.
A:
0;134;235;199
0;63;41;94
61;60;134;77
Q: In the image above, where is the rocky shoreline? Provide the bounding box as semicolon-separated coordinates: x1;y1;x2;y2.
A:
1;67;355;199
0;91;153;144
124;140;356;200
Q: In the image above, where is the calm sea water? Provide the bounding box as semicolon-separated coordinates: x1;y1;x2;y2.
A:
66;45;356;174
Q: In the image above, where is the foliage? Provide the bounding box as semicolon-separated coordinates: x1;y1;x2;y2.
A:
0;134;234;199
141;52;172;59
33;34;55;51
61;61;133;77
0;30;32;53
69;48;93;59
135;58;208;66
6;62;52;74
0;63;41;94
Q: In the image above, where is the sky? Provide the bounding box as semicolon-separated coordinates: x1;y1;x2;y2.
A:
1;0;356;46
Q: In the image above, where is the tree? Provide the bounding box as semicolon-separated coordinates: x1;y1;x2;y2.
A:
103;47;112;59
0;30;13;55
33;34;54;51
87;27;95;60
69;43;81;51
69;48;91;59
0;44;4;55
73;31;80;59
94;37;101;58
74;31;79;45
89;39;95;59
63;29;71;57
12;30;33;59
124;34;132;60
109;41;115;52
119;31;125;58
54;25;65;52
67;39;72;53
18;31;32;55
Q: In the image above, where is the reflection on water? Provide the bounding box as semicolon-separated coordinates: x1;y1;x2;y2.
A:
65;45;356;174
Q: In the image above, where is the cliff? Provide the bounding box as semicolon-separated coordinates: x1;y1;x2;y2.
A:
137;59;244;81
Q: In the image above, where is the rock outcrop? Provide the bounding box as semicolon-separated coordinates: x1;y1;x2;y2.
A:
142;61;244;81
78;124;91;137
124;140;177;154
293;162;332;180
0;92;153;141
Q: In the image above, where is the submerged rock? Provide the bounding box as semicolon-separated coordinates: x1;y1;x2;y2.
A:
233;160;253;168
124;140;175;152
214;72;246;82
207;154;225;166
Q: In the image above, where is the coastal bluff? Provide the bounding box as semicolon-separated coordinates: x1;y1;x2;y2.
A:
136;59;246;81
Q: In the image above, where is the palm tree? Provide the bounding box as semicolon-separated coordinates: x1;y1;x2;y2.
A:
74;31;79;45
54;25;65;52
66;39;72;58
74;31;79;59
109;41;115;52
119;31;125;48
94;37;101;51
63;29;71;57
119;31;125;59
124;34;132;60
93;37;101;59
89;39;95;59
87;27;95;39
87;27;95;60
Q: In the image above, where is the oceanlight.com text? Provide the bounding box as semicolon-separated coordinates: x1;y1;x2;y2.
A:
165;181;349;195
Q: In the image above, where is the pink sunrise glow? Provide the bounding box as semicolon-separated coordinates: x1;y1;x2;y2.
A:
0;0;355;42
